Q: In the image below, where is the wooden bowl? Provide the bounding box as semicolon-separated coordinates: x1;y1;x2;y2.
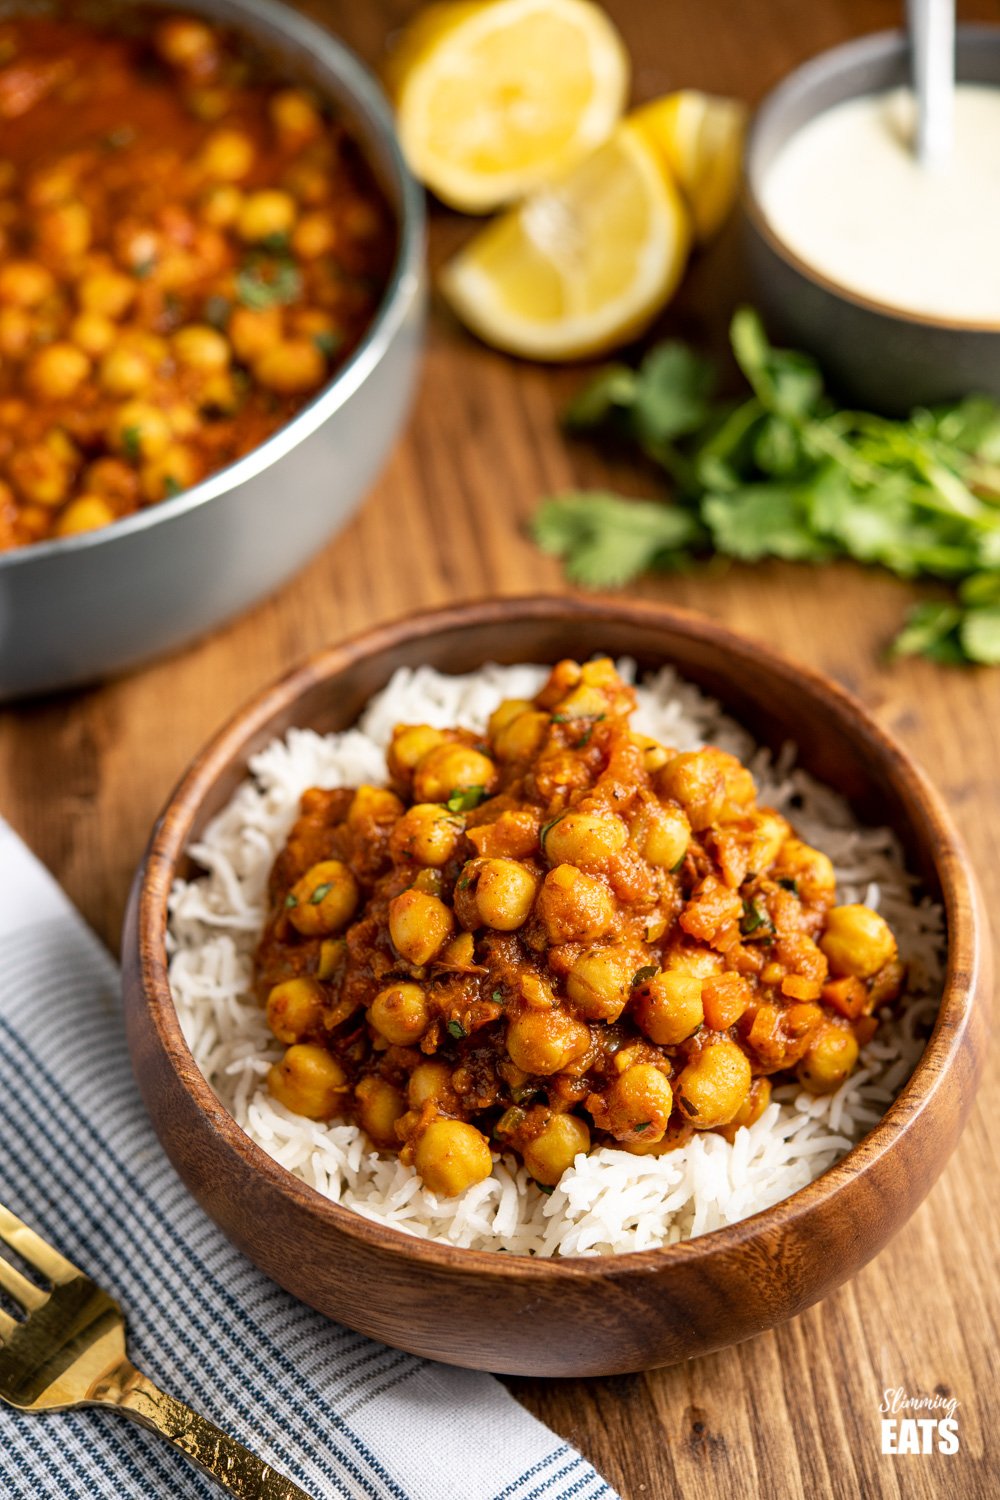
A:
122;597;990;1376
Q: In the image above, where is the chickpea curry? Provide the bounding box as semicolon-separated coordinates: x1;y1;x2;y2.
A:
0;13;394;549
256;660;905;1198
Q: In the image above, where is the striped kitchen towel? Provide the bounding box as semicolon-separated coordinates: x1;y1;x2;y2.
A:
0;819;616;1500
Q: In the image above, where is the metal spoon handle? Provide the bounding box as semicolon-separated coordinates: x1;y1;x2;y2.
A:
908;0;955;167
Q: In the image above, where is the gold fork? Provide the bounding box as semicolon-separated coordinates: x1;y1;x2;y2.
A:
0;1202;312;1498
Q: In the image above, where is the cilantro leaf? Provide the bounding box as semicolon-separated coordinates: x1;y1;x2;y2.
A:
533;491;703;587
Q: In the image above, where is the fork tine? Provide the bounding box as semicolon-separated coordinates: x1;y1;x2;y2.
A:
0;1204;81;1286
0;1305;16;1340
0;1247;48;1312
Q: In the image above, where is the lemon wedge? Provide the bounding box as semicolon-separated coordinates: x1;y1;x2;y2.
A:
439;119;691;360
633;90;746;242
385;0;630;213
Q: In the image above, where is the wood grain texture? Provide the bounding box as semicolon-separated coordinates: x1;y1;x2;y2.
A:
120;598;989;1377
1;0;999;1492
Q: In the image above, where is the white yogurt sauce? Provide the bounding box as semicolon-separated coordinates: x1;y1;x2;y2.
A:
760;85;1000;322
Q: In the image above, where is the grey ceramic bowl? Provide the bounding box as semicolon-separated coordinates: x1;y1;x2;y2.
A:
744;25;1000;414
0;0;425;701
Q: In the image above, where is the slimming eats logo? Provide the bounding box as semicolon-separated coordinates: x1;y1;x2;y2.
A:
880;1387;960;1454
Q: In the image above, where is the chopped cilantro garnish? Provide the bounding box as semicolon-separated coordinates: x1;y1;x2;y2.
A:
313;330;344;357
631;964;659;988
309;882;333;904
539;812;567;847
633;1121;652;1133
203;294;231;329
446;785;486;813
670;854;686;874
492;988;504;1004
121;426;142;462
235;255;302;310
284;893;298;909
259;231;291;255
740;898;771;936
163;475;183;499
536;1182;555;1195
446;1019;467;1040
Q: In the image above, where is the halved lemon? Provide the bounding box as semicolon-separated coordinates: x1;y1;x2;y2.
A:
633;90;746;242
439;120;691;360
385;0;630;213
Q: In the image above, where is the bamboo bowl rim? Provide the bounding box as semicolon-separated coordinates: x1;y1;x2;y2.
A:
132;595;984;1281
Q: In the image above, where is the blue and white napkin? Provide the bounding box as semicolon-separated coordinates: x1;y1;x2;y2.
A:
0;819;616;1500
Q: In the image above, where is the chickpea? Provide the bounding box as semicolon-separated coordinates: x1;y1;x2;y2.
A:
388;724;447;778
543;812;628;867
141;444;200;503
347;785;404;827
85;457;139;502
407;1061;453;1110
412;742;498;805
99;347;152;397
27;343;90;401
536;864;615;944
774;838;836;905
726;1075;772;1133
506;1010;591;1075
69;312;116;357
388;889;453;965
0;306;33;357
391;804;463;867
267;1043;347;1119
237;189;297;244
354;1076;405;1147
291;212;337;261
287;859;359;936
229;305;283;362
820;905;897;979
565;945;634;1021
172;324;231;372
414;1119;493;1196
368;982;430;1046
7;445;69;507
108;402;171;461
632;970;704;1044
657;751;726;831
523;1113;590;1186
675;1039;752;1128
798;1024;860;1094
77;270;135;320
37;201;90;259
0;261;55;307
199;184;243;228
54;495;115;537
270;88;323;143
493;709;550;762
600;1064;674;1143
637;803;691;869
252;340;326;395
466;858;537;931
266;976;324;1044
155;16;215;69
747;809;790;875
199;129;256;182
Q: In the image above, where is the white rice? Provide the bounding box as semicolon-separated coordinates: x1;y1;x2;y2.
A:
167;662;945;1257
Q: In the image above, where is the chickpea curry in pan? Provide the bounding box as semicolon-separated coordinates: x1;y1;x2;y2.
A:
0;13;394;549
256;660;904;1197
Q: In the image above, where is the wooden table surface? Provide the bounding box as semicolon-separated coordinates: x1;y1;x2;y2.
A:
2;1;998;1495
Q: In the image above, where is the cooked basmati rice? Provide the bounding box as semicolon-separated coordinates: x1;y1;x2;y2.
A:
167;662;944;1256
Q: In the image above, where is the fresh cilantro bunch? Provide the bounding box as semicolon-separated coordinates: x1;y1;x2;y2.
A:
533;308;1000;664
